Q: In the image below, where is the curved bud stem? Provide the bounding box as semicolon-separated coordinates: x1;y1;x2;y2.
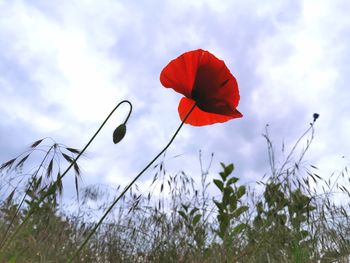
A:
57;100;132;177
68;103;196;262
0;100;133;255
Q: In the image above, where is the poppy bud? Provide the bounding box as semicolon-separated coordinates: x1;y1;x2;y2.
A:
113;124;127;144
313;113;319;122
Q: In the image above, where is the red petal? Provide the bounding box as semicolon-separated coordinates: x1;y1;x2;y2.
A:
160;49;205;98
178;97;242;126
192;51;240;115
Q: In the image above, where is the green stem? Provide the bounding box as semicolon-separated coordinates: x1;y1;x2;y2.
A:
0;100;132;255
68;103;196;262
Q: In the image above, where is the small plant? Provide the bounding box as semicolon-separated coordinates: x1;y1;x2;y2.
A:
213;163;249;261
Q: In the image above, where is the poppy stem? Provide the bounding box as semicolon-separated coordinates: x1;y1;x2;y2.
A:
68;103;196;262
0;100;133;255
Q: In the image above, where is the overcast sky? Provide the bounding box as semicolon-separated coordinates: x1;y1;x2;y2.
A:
1;0;349;199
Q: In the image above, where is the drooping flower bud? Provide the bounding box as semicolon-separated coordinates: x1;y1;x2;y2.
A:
313;113;319;122
113;124;127;144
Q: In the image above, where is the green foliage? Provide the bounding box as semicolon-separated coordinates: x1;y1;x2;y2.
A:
247;182;316;262
213;163;249;261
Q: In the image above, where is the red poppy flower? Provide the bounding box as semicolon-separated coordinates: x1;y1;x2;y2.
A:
160;49;243;126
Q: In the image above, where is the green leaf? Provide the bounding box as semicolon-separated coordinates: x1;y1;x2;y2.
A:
232;205;249;218
181;204;189;212
237;185;246;199
219;163;235;181
220;162;226;170
227;176;239;186
178;210;187;220
219;163;229;181
192;214;201;225
219;172;227;181
229;202;237;212
232;223;247;235
214;200;224;211
190;207;199;216
214;179;224;191
224;163;234;176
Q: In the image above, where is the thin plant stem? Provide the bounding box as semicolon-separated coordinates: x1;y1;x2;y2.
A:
277;121;315;180
0;100;132;255
67;103;196;262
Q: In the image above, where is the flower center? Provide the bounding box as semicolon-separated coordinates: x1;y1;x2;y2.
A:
191;87;206;110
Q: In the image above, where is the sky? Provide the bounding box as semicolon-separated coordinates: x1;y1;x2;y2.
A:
0;0;349;201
